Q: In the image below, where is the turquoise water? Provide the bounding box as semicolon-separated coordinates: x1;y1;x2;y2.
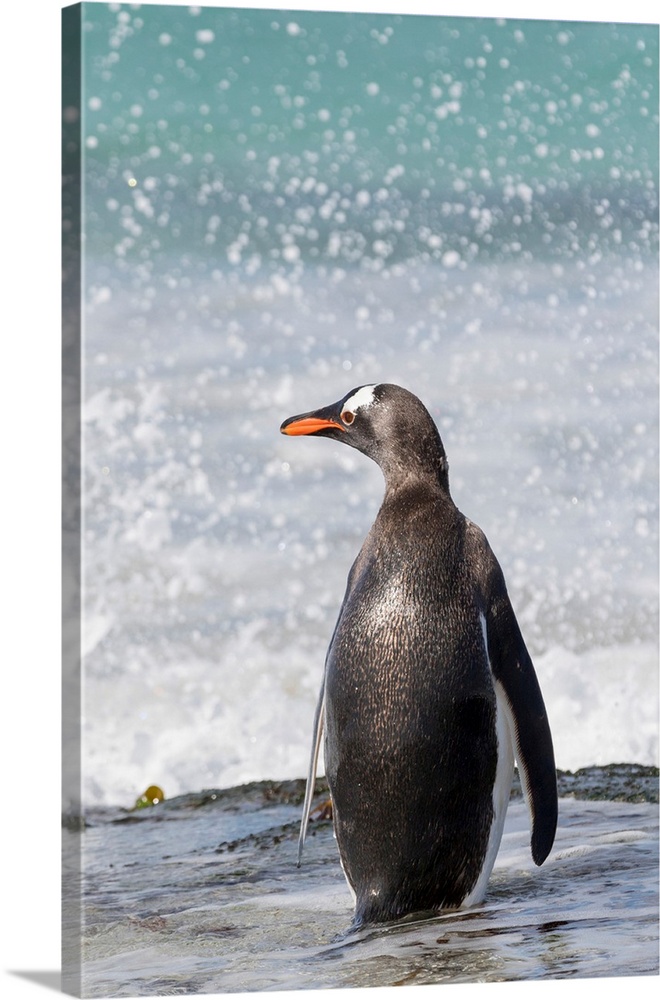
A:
79;5;658;270
75;4;658;808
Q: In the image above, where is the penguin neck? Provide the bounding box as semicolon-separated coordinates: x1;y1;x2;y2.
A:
378;444;451;500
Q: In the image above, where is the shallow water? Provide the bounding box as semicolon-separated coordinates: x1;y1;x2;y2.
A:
71;769;658;997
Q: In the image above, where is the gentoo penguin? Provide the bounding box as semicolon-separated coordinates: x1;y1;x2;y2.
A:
280;383;557;929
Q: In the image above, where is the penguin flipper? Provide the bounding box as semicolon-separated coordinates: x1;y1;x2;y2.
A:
485;571;558;866
297;681;325;867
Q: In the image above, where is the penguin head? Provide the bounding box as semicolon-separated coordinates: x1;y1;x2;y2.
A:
280;383;450;491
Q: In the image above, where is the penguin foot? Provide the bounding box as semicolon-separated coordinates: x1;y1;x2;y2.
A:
310;798;333;822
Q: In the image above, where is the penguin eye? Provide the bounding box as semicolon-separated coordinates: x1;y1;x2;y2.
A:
341;410;355;425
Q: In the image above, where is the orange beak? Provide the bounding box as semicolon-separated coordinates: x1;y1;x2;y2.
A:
280;416;346;436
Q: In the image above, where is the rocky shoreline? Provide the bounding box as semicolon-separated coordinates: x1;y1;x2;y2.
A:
66;763;658;831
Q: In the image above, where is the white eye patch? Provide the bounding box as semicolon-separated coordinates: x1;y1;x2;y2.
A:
342;384;377;416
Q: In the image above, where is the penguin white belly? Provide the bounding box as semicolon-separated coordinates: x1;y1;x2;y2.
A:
334;813;357;905
462;614;515;906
